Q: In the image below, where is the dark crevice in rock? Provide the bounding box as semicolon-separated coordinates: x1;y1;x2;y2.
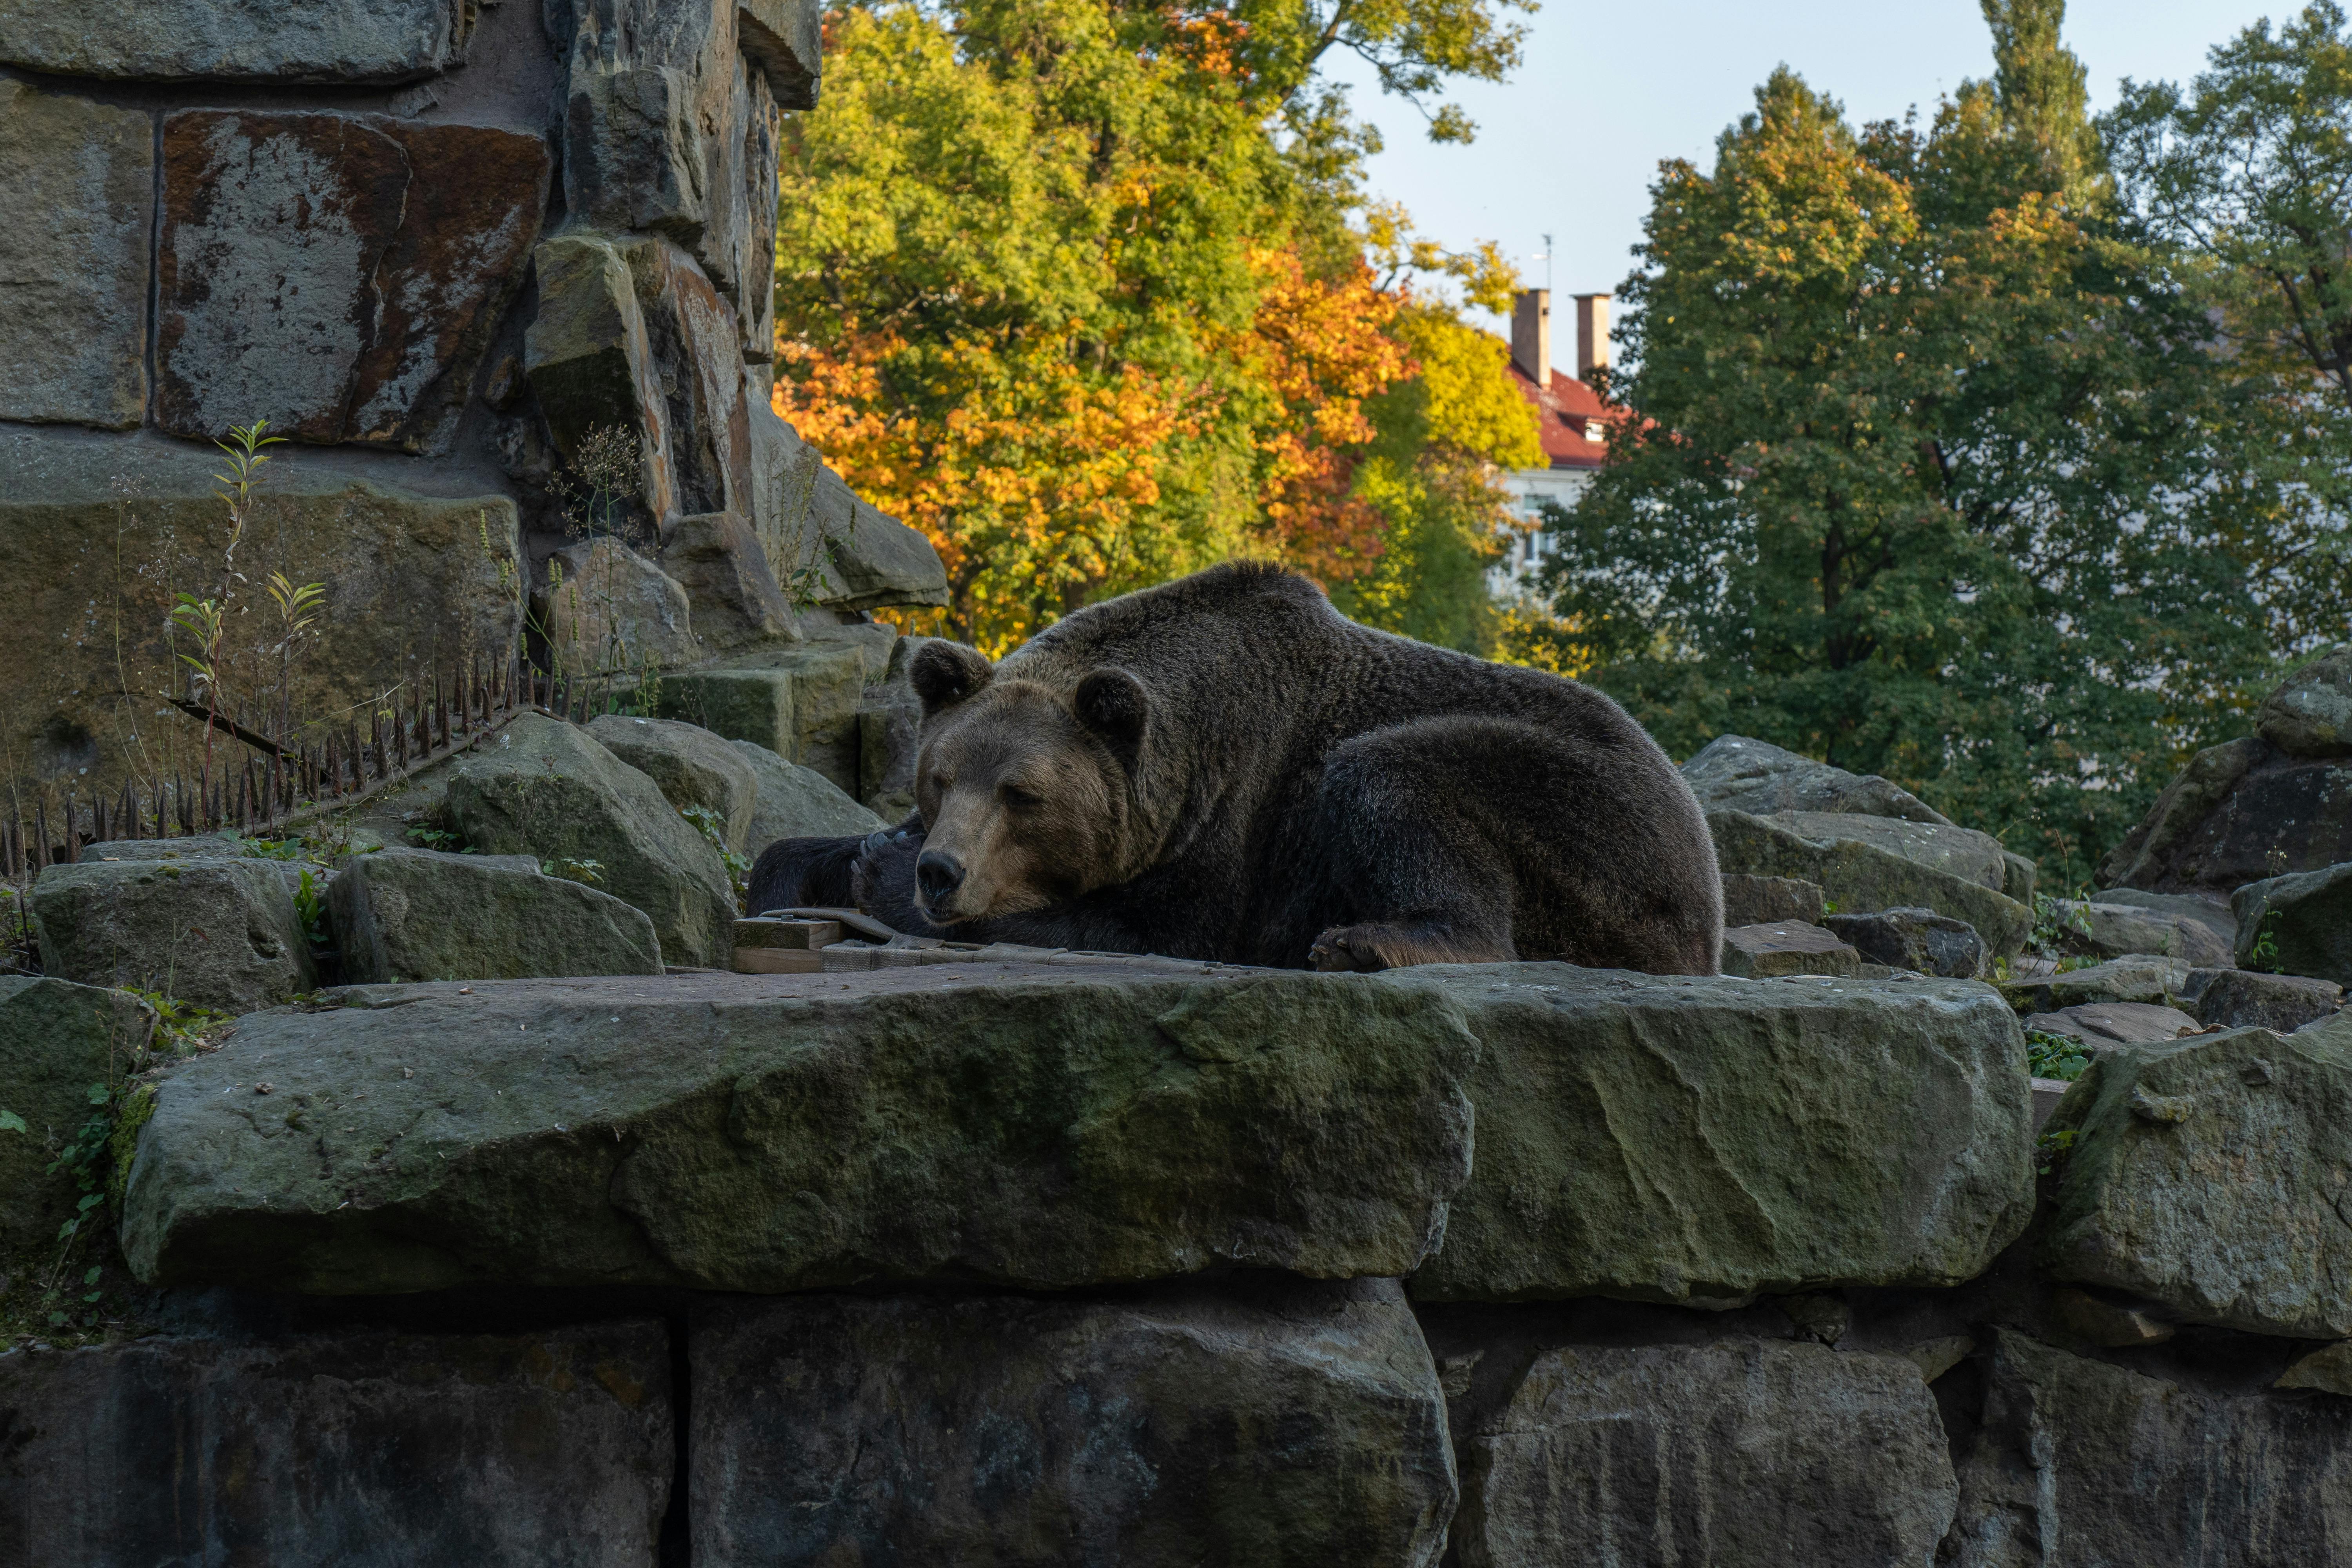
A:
658;1301;691;1568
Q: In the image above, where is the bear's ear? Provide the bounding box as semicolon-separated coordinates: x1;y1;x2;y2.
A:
910;641;994;718
1074;667;1149;765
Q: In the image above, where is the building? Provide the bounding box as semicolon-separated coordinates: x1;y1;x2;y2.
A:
1490;289;1611;596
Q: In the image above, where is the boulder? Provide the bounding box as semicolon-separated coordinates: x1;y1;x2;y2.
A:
537;536;704;675
2099;735;2352;895
657;642;869;792
730;739;883;853
657;511;796;650
1719;921;1858;978
620;239;760;523
0;82;152;429
2091;886;2237;946
2022;1002;2202;1047
584;713;760;851
749;403;949;610
0;978;152;1252
326;848;662;984
524;233;678;524
120;966;1479;1294
1390;965;2034;1305
1718;873;1825;928
0;425;524;804
1706;810;2033;955
1999;955;2191;1014
443;712;739;967
30;858;314;1015
157;111;548;450
690;1278;1454;1566
2234;862;2352;985
2188;967;2343;1034
1452;1339;1955;1568
74;836;334;902
1680;735;1952;824
0;1323;672;1562
1942;1329;2352;1567
2259;644;2352;757
1771;810;2008;889
0;0;477;82
2044;898;2236;969
737;0;821;108
2276;1340;2352;1396
2040;1023;2352;1337
1824;906;1988;978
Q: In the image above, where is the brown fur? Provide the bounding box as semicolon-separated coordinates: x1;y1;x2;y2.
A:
748;562;1722;973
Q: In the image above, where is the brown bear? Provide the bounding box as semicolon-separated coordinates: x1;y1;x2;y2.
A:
749;562;1722;973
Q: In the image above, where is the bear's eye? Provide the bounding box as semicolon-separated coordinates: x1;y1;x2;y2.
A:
1001;784;1044;809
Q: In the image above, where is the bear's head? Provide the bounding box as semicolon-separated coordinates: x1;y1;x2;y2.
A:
904;640;1153;926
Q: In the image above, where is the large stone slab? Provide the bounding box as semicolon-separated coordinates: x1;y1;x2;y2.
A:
525;233;678;525
2092;886;2237;945
657;643;869;791
157;112;548;449
327;847;662;983
2236;861;2352;985
586;713;760;850
1392;965;2035;1306
1680;734;1953;824
0;426;524;803
2261;643;2352;758
2100;735;2352;894
31;858;314;1016
691;1278;1455;1566
2023;1000;2201;1047
0;979;152;1253
1719;920;1857;978
445;713;738;967
1771;809;2008;889
0;0;476;82
730;738;883;852
1942;1329;2352;1567
537;535;704;674
0;83;152;429
1825;905;1989;978
1718;873;1825;927
2042;1022;2352;1337
2189;967;2342;1034
120;966;1479;1294
1707;810;2032;955
750;403;951;610
1453;1339;1955;1568
2048;897;2237;968
1998;954;2191;1013
0;1323;672;1564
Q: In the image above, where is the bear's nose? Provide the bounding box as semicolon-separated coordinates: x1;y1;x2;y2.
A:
916;850;966;903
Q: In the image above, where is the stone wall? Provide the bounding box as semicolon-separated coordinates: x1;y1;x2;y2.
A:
5;961;2346;1563
0;0;945;808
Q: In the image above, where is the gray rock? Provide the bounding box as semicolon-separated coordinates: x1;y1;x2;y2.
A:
2000;955;2192;1013
120;966;1479;1294
2276;1339;2352;1395
619;238;760;523
737;0;820;107
2092;886;2238;945
1719;873;1825;927
2050;1285;2176;1347
327;847;662;983
2235;861;2352;985
1681;735;1953;824
2259;644;2352;758
0;1323;673;1563
2098;735;2352;895
691;1278;1454;1567
2046;898;2237;968
1719;921;1859;978
1708;810;2033;955
750;404;949;610
729;739;883;853
1824;906;1988;978
0;0;477;82
0;83;151;429
1771;810;2008;891
657;642;870;793
1942;1329;2352;1567
74;837;335;903
524;234;677;523
444;712;739;967
1452;1339;1955;1568
658;511;796;650
2023;1002;2202;1047
30;858;314;1015
2189;968;2341;1034
537;536;704;675
1390;965;2034;1306
858;682;922;821
0;978;152;1252
2041;1024;2352;1337
585;713;761;851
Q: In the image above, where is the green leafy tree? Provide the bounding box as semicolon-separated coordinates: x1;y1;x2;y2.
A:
1530;33;2303;884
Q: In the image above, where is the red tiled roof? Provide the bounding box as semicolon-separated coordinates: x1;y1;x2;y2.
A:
1511;364;1609;470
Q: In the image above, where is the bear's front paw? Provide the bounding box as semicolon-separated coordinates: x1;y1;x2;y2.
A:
848;829;902;913
1310;926;1392;973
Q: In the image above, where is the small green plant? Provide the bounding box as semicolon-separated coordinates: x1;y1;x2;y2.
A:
543;856;607;886
2026;1027;2092;1082
2245;904;2282;973
129;989;235;1058
405;825;463;851
2036;1127;2080;1177
679;805;750;905
292;869;328;949
2029;891;2095;959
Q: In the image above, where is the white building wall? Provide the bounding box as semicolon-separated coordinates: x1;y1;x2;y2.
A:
1489;465;1595;597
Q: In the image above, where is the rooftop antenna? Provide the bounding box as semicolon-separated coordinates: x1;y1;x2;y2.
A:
1542;232;1554;296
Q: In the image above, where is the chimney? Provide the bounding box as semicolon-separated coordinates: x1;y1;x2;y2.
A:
1575;293;1611;380
1510;289;1550;385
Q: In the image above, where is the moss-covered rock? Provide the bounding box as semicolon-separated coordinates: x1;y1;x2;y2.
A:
0;978;151;1254
326;847;662;983
1708;810;2033;955
120;966;1478;1295
1393;964;2034;1306
30;858;314;1015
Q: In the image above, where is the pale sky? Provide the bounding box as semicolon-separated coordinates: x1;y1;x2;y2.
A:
1328;0;2296;335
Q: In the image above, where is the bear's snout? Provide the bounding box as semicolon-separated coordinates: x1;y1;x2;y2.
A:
916;849;967;908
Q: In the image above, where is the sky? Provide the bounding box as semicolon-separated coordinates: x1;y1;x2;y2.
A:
1327;0;2293;338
